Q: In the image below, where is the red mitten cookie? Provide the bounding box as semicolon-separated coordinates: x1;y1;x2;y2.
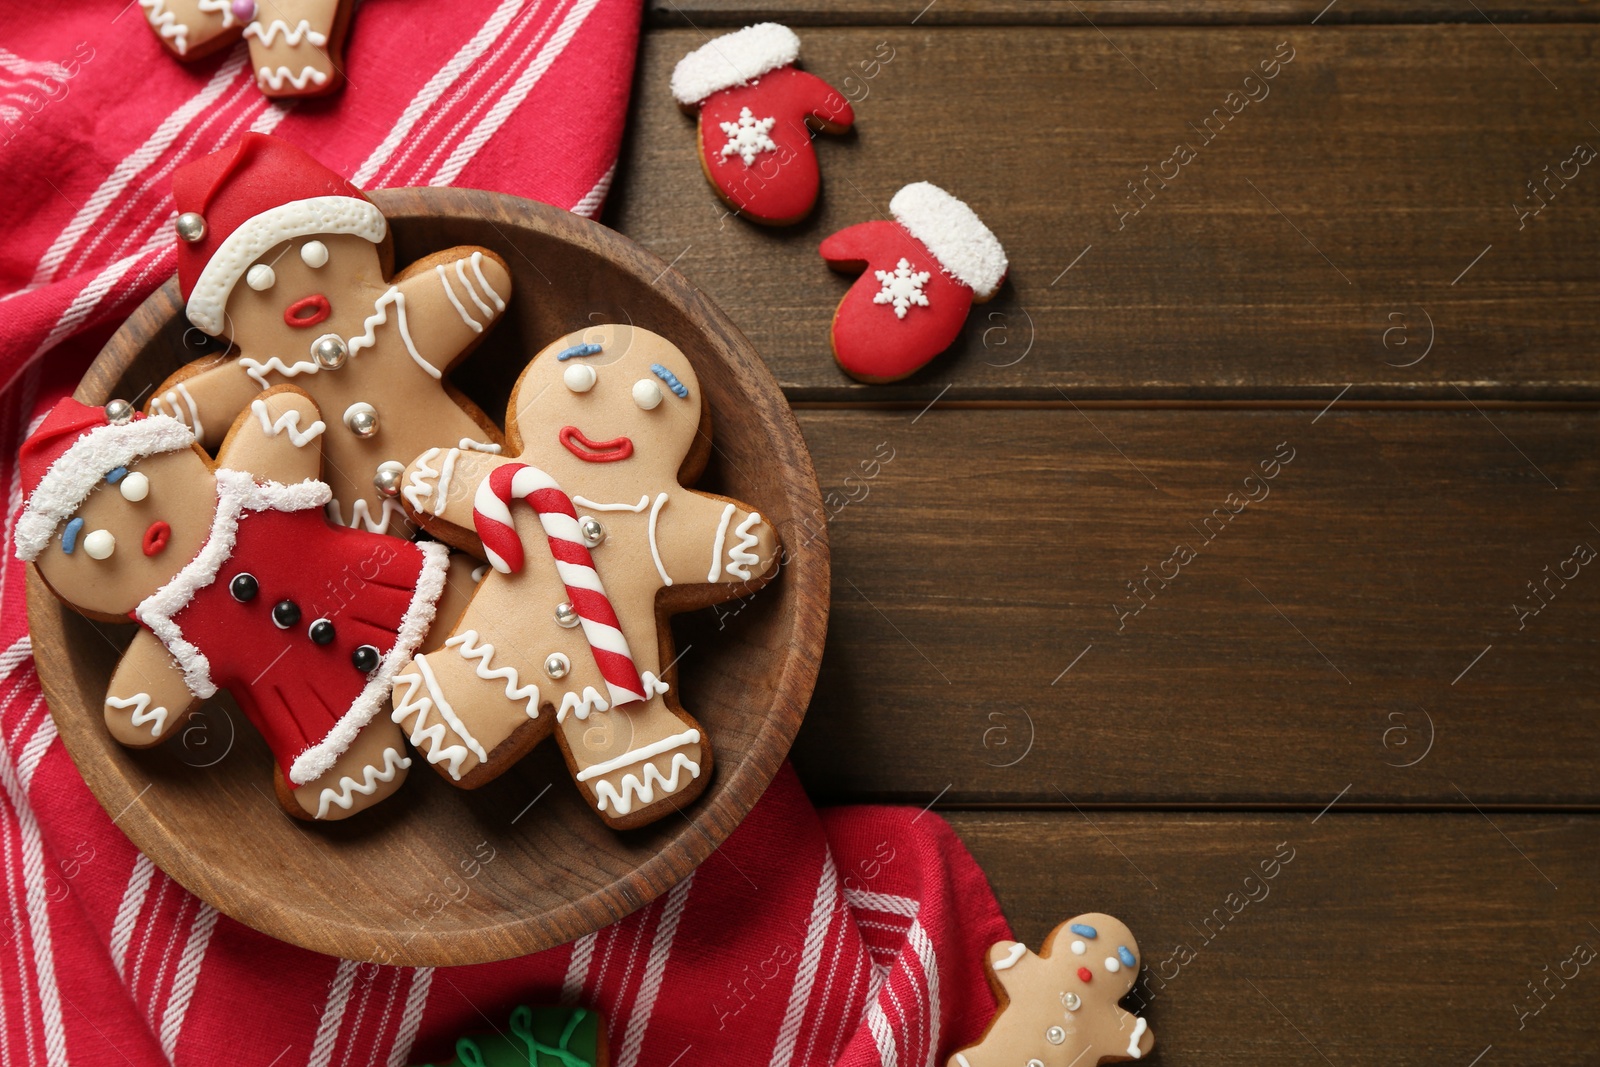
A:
949;913;1155;1067
821;181;1008;383
137;0;355;98
149;133;507;538
16;390;453;821
671;23;854;226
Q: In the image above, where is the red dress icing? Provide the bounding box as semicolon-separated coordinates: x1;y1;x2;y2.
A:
141;506;426;786
698;66;854;224
821;220;976;382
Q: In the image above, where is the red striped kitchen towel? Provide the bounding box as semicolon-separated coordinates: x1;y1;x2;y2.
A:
0;2;1013;1064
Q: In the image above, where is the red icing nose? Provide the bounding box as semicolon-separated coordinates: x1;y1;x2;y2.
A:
143;521;171;557
284;294;331;328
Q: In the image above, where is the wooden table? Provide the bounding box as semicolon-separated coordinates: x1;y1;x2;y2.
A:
607;3;1600;1062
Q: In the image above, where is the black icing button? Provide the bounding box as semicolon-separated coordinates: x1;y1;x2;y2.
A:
352;644;381;672
308;619;336;645
229;573;259;602
271;599;301;629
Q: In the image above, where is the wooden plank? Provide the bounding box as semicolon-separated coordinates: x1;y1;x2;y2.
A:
943;811;1600;1065
762;407;1600;805
611;27;1600;400
648;1;1600;27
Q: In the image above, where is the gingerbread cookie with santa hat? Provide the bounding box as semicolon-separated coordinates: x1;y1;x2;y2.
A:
147;133;508;539
950;913;1155;1067
672;23;855;225
821;181;1009;383
391;324;781;829
137;0;356;98
17;388;452;821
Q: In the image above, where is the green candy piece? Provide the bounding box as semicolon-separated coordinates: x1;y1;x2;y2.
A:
416;1005;604;1067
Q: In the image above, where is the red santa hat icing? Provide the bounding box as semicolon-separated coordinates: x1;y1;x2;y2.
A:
670;22;801;106
174;132;385;336
889;182;1008;300
14;399;193;562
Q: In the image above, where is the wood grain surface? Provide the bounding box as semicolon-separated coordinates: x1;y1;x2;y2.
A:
30;190;829;964
612;25;1600;400
612;5;1600;1062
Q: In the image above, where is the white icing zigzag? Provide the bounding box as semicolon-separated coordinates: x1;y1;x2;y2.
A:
140;0;191;55
403;447;441;513
641;671;669;698
390;655;487;780
105;693;168;737
325;498;399;533
589;754;701;816
557;687;609;723
256;65;329;91
250;398;325;446
244;19;327;46
725;511;763;580
446;630;539;716
314;747;410;820
149;383;203;440
347;286;438;379
240;355;319;389
196;0;237;28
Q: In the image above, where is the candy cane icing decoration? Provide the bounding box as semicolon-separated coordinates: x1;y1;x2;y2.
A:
473;463;648;708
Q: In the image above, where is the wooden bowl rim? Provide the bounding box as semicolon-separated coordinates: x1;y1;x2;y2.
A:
29;187;830;964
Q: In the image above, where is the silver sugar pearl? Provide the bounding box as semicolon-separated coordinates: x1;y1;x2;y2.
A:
554;602;580;628
1046;1026;1066;1045
373;461;404;498
1027;1061;1044;1067
345;404;378;438
1062;992;1081;1011
174;212;207;243
312;334;348;370
578;516;605;548
544;652;570;679
104;399;134;424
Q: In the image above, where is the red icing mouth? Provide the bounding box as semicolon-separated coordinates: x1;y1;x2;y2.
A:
559;425;634;463
284;294;331;328
142;521;171;557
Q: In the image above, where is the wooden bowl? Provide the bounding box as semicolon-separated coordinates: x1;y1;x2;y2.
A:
26;188;829;965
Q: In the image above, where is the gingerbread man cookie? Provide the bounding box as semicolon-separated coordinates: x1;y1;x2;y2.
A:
17;389;453;820
148;133;507;538
392;324;781;829
138;0;356;98
949;913;1155;1067
821;181;1008;383
672;23;854;225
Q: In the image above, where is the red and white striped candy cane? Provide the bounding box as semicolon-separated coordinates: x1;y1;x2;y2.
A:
472;462;648;708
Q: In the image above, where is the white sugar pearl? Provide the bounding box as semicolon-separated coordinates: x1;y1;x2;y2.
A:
84;529;115;560
119;471;149;502
632;378;663;410
564;363;597;393
246;263;275;291
300;240;329;268
1104;957;1122;973
1071;940;1086;955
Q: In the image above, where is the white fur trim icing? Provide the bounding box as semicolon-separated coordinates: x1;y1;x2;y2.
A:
186;195;386;336
134;470;332;699
15;414;194;562
288;539;448;786
670;23;800;106
889;182;1008;299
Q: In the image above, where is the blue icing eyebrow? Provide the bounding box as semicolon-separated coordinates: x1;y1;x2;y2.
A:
61;517;84;554
105;467;128;484
651;363;689;398
1069;923;1098;938
1118;945;1136;967
557;343;604;361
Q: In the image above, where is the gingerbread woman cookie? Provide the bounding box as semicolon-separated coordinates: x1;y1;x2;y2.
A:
949;913;1155;1067
821;181;1008;382
392;324;781;829
671;23;854;225
148;133;507;539
17;389;452;821
138;0;356;98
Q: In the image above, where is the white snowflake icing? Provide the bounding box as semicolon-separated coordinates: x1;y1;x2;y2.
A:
873;258;932;319
719;107;778;166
